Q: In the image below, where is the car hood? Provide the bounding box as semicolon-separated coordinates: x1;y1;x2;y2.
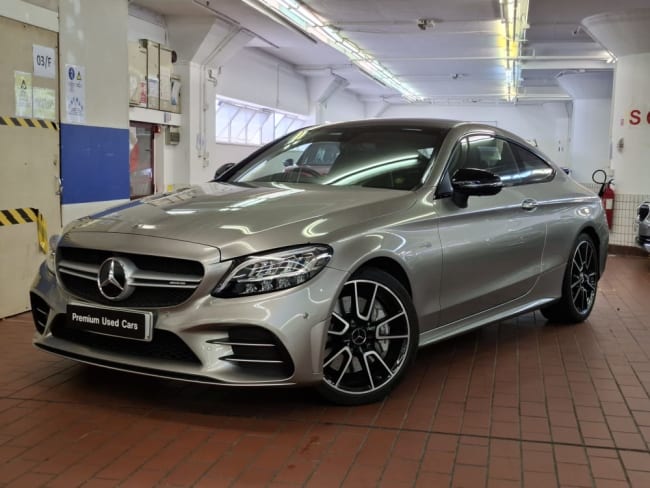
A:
69;183;417;260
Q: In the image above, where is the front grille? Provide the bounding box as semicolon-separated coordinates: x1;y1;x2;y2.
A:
30;293;50;334
209;326;294;377
639;204;649;222
50;315;201;365
57;246;204;308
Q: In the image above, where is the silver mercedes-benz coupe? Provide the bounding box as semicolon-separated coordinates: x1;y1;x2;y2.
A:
30;119;609;404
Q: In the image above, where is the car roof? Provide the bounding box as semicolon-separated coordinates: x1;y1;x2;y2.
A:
312;118;529;145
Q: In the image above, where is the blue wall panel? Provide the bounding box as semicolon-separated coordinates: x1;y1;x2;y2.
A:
60;123;130;204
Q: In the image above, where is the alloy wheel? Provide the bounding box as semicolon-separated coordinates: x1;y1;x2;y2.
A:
323;279;411;397
570;239;597;315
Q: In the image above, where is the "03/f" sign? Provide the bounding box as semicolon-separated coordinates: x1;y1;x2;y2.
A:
33;45;56;79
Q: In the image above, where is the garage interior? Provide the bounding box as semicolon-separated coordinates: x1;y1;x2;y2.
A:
1;0;650;486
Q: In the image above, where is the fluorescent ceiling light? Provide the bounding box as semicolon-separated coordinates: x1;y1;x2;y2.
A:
242;0;425;102
500;0;529;102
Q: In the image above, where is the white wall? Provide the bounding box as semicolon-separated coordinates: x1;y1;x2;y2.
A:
382;102;571;166
321;89;365;123
127;15;166;45
568;99;611;184
216;48;310;116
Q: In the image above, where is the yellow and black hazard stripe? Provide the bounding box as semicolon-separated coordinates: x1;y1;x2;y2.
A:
0;208;49;253
0;116;58;130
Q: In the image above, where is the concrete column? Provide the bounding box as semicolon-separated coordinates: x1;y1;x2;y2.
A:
582;8;650;247
556;72;612;185
58;0;130;224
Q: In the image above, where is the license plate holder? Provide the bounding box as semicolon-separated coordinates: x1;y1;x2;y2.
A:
67;303;153;341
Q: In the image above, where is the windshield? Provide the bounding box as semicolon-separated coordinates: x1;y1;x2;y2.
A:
226;125;449;191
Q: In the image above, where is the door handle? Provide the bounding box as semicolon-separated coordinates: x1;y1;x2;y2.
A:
521;198;538;211
55;176;63;196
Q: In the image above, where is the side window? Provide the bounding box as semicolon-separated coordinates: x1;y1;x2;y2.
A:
510;143;555;184
463;135;520;185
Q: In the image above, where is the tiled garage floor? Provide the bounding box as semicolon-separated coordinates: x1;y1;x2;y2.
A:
1;254;650;488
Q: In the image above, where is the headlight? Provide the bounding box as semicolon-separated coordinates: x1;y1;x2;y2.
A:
46;234;60;274
213;245;333;297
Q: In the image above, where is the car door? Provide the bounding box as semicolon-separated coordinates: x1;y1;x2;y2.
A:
435;133;549;325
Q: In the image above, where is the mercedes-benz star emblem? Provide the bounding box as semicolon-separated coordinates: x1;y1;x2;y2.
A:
97;257;135;301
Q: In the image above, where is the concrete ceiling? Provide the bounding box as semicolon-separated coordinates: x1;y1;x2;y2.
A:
132;0;647;104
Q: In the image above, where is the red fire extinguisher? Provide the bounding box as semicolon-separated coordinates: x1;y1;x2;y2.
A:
592;169;614;229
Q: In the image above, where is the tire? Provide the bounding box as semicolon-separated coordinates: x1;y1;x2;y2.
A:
317;267;418;405
541;233;599;324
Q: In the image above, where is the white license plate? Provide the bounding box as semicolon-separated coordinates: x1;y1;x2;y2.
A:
67;303;153;341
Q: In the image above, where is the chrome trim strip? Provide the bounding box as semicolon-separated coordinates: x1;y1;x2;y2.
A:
220;357;284;364
208;340;276;347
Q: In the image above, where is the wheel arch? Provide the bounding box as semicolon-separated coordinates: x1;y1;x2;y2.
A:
579;225;602;276
355;256;413;297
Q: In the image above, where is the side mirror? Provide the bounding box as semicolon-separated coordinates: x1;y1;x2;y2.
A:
451;168;503;208
213;163;235;180
282;158;295;168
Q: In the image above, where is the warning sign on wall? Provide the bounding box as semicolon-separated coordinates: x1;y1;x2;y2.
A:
14;71;33;117
65;64;85;124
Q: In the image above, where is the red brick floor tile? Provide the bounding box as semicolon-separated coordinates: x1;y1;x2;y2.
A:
595;480;634;488
421;449;456;474
342;463;383;487
612;431;646;450
589;457;627;481
488;456;521;481
522;448;555;473
415;471;452;488
456;444;488;466
557;462;595;487
379;458;419;486
120;469;167;488
5;472;54;488
620;451;650;471
524;470;559;487
554;445;588;465
305;460;350;487
628;470;650;488
452;465;487;488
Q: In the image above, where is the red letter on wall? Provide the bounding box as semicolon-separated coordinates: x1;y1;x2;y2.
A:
630;109;641;125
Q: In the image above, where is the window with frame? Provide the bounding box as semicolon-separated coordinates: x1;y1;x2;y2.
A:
446;135;553;187
509;143;555;184
215;97;307;145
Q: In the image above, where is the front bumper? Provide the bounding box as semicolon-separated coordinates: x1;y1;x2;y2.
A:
31;262;347;387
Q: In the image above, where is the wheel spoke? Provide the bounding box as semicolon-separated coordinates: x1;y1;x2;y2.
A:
324;346;353;387
374;311;405;330
358;284;378;321
329;312;350;336
572;255;583;273
361;353;375;390
365;350;394;379
376;331;409;340
353;282;362;319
